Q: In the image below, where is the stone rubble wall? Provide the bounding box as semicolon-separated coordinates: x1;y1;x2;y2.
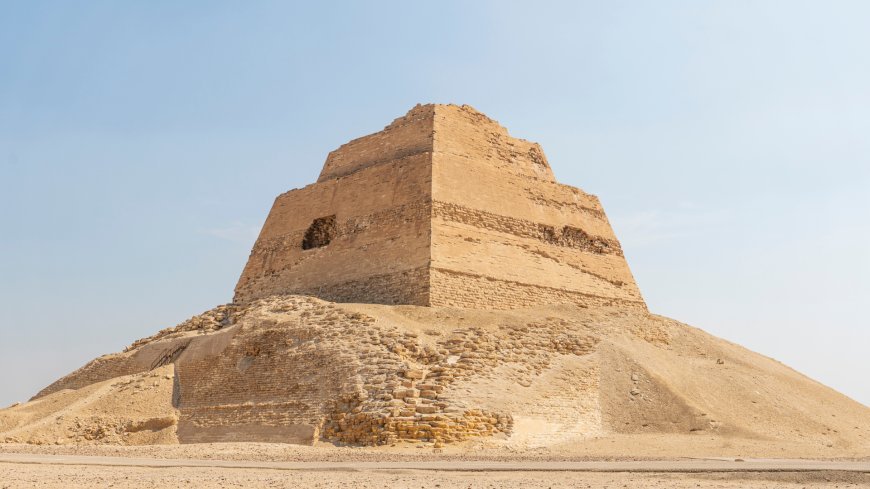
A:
31;296;620;446
321;310;604;446
432;201;622;256
169;297;518;445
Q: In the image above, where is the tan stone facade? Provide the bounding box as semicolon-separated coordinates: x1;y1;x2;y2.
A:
234;104;645;310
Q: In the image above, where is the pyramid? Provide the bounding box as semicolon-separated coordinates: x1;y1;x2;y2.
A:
234;104;645;310
3;105;867;455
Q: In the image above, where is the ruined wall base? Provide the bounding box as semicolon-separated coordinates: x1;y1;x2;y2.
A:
293;267;430;306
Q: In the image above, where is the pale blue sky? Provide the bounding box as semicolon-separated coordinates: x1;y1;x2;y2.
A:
1;1;868;407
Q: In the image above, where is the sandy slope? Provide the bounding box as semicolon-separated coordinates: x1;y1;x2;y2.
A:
0;366;177;446
0;296;867;458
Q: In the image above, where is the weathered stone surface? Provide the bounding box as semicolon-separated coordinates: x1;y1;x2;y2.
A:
234;104;645;310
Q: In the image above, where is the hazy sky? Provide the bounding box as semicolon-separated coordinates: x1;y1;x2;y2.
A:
1;1;868;408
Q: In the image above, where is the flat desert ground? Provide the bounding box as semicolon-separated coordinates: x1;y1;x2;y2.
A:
1;443;868;488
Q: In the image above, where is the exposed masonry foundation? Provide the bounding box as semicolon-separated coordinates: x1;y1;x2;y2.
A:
35;296;622;446
293;267;431;307
234;104;646;310
429;268;644;310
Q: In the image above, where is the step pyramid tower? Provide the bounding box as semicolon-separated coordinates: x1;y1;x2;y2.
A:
235;104;645;310
7;104;868;452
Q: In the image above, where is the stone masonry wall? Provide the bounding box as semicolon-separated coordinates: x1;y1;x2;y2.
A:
430;105;645;309
234;150;433;305
318;104;435;182
429;268;644;310
432;104;556;182
234;103;645;310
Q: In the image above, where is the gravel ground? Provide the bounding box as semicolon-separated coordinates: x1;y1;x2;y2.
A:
0;463;867;489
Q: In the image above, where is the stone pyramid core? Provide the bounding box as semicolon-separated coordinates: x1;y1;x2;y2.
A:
234;104;645;310
8;105;868;457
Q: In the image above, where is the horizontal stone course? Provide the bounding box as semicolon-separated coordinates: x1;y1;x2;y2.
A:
429;268;646;310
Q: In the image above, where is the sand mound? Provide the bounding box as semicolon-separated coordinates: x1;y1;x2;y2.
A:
1;295;867;457
0;365;177;445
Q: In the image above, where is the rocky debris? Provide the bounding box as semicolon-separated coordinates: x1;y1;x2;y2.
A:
125;304;243;352
4;295;868;453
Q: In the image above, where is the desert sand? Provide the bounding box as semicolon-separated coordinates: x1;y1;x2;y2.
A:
0;449;867;488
